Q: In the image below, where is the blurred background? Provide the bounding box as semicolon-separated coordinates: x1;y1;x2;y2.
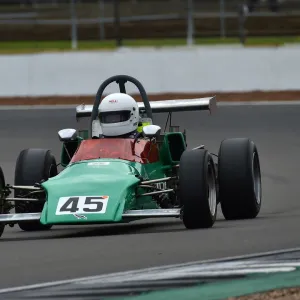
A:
0;0;300;53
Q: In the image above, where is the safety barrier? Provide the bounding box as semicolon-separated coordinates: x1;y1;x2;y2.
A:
1;45;300;97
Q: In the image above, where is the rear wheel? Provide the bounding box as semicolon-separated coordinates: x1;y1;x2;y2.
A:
218;138;262;220
14;149;58;231
179;149;217;229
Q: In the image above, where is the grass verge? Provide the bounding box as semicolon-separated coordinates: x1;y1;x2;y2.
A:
1;36;300;54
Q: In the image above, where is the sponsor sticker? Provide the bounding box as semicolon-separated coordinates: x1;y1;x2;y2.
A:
73;214;87;220
87;162;110;166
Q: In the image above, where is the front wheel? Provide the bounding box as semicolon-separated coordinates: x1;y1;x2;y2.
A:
179;149;217;229
14;148;58;231
0;167;8;238
218;138;262;220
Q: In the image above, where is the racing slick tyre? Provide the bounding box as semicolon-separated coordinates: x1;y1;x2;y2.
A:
0;167;8;238
14;149;58;232
218;138;262;220
179;149;217;229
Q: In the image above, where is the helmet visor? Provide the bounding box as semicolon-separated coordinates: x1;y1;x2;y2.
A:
99;110;131;124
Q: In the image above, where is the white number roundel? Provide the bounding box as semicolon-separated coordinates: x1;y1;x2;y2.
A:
56;196;109;215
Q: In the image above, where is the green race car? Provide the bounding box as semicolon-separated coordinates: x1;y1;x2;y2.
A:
0;75;262;238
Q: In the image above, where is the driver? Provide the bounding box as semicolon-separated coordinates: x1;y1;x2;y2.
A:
98;93;140;138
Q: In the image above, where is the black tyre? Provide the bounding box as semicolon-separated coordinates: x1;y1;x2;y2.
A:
14;149;58;231
0;167;8;238
179;149;217;229
218;138;262;220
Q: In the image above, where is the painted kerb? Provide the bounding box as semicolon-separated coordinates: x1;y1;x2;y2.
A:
1;46;300;97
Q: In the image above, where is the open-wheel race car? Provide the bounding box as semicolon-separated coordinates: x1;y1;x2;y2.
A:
0;75;262;238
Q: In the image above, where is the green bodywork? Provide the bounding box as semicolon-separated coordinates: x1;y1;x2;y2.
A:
39;132;186;226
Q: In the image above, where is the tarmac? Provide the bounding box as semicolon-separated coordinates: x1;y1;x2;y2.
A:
0;104;299;289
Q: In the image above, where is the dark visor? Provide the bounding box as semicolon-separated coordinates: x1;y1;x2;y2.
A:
99;110;131;124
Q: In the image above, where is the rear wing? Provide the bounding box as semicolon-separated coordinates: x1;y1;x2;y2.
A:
76;97;217;119
75;97;217;139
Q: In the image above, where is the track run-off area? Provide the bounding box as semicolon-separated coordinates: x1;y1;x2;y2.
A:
0;102;299;289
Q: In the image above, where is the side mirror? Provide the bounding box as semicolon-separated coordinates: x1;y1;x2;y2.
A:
58;128;78;142
142;125;161;139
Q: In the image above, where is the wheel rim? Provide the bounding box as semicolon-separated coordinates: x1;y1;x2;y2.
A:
207;162;217;215
252;152;262;205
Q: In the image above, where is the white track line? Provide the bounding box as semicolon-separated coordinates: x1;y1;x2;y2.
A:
0;247;300;294
219;101;300;106
0;105;76;110
0;101;300;110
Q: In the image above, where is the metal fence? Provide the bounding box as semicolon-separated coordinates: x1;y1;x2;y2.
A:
0;0;300;47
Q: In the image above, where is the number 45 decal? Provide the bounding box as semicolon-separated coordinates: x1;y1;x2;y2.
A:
56;196;109;215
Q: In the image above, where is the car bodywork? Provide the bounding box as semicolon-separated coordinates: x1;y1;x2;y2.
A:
0;75;217;229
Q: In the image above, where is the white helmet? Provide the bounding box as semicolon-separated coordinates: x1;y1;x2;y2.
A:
98;93;139;137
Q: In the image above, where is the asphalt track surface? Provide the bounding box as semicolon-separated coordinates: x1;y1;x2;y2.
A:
0;105;300;289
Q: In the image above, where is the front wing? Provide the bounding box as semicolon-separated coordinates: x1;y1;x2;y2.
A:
0;209;181;224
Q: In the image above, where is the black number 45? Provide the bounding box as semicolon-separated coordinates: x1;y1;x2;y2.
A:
59;197;104;213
